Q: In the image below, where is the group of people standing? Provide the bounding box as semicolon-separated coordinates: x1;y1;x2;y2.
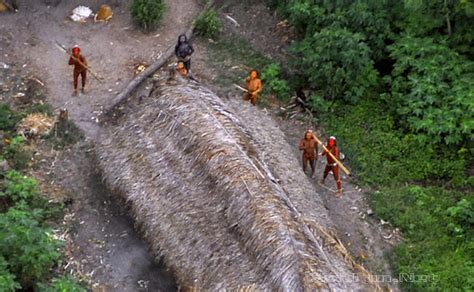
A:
299;131;343;196
67;35;343;197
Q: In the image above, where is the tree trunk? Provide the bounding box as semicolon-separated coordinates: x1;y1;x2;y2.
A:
445;0;452;36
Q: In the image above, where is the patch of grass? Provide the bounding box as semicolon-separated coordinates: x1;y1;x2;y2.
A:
207;36;273;91
37;276;87;292
24;103;54;117
46;120;83;149
194;8;221;38
371;186;474;290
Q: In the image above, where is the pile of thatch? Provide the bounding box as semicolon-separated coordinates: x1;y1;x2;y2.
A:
17;113;54;138
97;75;379;290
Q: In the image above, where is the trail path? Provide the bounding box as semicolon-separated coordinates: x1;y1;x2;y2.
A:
1;0;199;290
1;0;198;139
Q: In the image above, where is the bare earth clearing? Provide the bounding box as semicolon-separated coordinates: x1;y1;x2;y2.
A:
1;0;399;290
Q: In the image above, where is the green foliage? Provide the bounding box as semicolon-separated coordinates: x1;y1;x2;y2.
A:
269;0;474;290
397;0;474;56
386;36;474;145
371;186;474;290
25;103;54;117
0;256;20;292
291;27;378;103
322;100;468;186
275;0;396;61
447;198;474;238
260;63;291;101
0;207;61;288
194;8;221;38
307;95;331;113
0;104;21;132
130;0;166;32
3;136;31;170
1;170;38;203
37;276;87;292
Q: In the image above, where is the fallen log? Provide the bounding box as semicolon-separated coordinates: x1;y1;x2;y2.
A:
104;0;215;114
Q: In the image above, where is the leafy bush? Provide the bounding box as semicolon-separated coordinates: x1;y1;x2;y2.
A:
3;136;31;170
260;63;291;101
0;256;20;292
0;207;61;288
194;8;221;38
1;170;38;203
291;27;378;103
37;276;87;292
385;36;474;145
274;0;395;61
130;0;166;32
0;104;21;132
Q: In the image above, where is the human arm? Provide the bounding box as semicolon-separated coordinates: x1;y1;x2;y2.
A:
298;140;305;151
68;56;74;65
174;44;179;58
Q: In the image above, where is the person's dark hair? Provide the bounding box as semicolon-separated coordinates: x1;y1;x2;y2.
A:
177;34;187;43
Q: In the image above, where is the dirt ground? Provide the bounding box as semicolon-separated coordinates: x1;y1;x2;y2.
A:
1;0;198;290
1;0;400;290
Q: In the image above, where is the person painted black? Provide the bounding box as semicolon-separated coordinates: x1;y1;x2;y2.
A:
174;34;194;71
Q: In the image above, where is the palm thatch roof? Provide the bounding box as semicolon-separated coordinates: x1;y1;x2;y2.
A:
97;73;381;291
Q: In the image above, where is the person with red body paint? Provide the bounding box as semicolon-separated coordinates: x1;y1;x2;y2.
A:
299;129;318;177
68;45;87;96
320;136;342;197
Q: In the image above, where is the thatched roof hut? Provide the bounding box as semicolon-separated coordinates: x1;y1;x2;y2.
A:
97;74;380;291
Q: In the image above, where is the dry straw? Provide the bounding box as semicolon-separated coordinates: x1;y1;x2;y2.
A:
97;75;382;291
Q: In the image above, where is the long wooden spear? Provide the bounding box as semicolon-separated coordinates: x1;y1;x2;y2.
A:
54;41;104;82
311;133;351;176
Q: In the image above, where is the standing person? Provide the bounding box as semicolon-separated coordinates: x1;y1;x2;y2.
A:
299;130;318;177
174;34;194;71
320;136;342;197
68;45;87;96
243;70;262;106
